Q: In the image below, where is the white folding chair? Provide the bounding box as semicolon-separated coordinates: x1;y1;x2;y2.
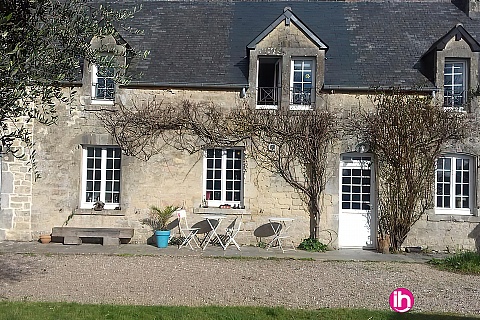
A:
223;217;242;251
176;209;200;250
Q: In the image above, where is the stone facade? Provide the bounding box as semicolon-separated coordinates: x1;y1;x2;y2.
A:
2;2;480;252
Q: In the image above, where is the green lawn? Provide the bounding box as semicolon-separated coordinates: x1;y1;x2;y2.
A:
428;251;480;274
0;302;478;320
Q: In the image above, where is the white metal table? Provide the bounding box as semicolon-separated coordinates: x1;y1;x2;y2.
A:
201;214;227;250
266;217;296;252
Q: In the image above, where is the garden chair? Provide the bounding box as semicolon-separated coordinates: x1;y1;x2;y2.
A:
223;217;242;251
176;209;200;250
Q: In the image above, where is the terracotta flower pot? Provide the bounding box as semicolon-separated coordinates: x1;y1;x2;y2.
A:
39;235;52;244
377;235;390;254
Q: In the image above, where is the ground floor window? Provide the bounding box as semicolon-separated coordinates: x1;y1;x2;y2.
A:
203;148;244;207
81;146;121;209
435;154;474;215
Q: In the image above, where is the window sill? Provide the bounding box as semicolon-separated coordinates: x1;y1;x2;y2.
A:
256;105;278;110
91;99;114;105
289;104;314;110
443;106;466;113
193;207;249;215
427;214;480;223
84;104;116;112
74;209;125;216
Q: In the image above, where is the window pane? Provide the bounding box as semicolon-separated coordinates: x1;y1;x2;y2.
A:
206;180;213;189
204;148;243;204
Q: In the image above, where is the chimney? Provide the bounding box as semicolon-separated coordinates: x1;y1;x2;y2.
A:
454;0;480;18
469;0;480;18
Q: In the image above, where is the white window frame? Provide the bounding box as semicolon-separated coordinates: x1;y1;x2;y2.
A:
203;148;244;208
435;154;474;215
444;59;467;111
340;154;374;212
290;58;315;110
91;64;115;105
81;146;121;210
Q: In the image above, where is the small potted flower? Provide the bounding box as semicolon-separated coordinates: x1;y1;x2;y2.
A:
142;205;178;248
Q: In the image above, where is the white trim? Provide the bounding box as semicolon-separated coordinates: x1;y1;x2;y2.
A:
290;58;315;110
91;64;115;103
203;148;244;207
338;153;376;249
443;59;467;111
80;146;121;210
435;153;474;215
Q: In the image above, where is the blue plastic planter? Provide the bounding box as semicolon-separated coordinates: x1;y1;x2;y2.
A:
154;230;171;248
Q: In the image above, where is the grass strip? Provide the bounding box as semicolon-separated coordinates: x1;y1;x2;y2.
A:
0;302;478;320
428;251;480;274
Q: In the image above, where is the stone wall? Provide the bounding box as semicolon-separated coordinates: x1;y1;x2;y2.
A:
0;83;477;252
0;123;33;241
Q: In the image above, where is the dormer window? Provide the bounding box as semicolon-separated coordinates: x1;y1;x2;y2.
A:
91;64;115;103
290;58;315;110
256;57;281;109
444;60;467;110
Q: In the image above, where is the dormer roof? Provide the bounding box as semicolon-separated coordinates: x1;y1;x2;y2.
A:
424;24;480;56
247;7;328;51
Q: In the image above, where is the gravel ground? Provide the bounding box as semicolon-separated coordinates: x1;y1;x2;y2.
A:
0;253;479;316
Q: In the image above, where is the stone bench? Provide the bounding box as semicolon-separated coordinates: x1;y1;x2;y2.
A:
51;227;134;245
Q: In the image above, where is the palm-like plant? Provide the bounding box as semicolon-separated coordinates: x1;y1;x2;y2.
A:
142;205;179;231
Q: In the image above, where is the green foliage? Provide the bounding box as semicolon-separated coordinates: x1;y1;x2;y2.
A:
256;241;267;249
0;302;473;320
0;0;146;178
428;251;480;274
141;205;178;231
297;238;328;252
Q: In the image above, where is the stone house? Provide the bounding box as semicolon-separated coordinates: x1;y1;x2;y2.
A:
2;0;480;251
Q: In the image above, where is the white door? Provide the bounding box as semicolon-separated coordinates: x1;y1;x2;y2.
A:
338;154;375;248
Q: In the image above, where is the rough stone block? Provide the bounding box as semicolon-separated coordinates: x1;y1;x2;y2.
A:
64;236;82;245
102;237;120;246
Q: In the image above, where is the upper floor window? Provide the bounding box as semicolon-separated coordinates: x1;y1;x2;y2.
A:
204;148;244;207
81;146;121;209
290;58;315;110
256;57;281;109
444;60;467;111
91;64;115;103
435;154;474;215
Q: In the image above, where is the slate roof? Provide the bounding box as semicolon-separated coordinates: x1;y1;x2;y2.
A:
112;0;480;89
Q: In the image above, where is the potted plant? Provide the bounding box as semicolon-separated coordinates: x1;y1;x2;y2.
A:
142;205;178;248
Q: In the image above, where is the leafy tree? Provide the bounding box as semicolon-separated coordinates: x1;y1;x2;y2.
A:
0;0;143;177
